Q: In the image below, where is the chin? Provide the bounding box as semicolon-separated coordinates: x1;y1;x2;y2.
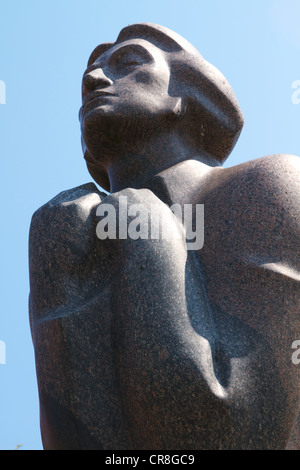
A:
81;114;127;159
82;109;133;145
82;108;164;156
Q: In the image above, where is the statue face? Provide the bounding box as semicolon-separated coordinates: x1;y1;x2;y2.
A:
79;39;181;157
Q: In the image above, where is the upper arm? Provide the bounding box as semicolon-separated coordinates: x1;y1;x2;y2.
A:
202;154;300;359
236;153;300;418
29;183;105;320
199;154;300;416
241;154;300;272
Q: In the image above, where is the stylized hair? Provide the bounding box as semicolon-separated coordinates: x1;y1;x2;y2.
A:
84;23;244;192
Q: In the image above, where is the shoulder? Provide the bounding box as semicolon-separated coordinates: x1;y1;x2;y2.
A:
29;182;107;263
33;183;107;218
204;154;300;266
30;182;107;234
222;153;299;186
230;153;300;188
227;154;299;269
220;154;300;216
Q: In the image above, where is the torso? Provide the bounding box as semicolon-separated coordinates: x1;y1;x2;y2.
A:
29;155;300;449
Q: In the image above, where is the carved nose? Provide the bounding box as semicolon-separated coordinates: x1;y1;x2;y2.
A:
82;67;113;97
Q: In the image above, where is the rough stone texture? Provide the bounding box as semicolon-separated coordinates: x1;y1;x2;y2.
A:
29;23;300;450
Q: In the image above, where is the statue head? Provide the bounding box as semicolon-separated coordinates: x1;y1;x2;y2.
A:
79;23;244;192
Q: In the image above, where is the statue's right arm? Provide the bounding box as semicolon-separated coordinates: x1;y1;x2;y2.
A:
29;183;106;326
28;184;135;449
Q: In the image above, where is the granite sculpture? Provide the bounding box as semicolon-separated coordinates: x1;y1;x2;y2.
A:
29;23;300;450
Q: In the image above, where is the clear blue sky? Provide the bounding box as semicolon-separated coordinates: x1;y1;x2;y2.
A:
0;0;299;450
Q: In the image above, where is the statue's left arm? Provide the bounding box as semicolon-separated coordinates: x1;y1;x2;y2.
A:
200;153;300;449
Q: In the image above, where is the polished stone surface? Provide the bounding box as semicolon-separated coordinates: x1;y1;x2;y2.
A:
29;23;300;450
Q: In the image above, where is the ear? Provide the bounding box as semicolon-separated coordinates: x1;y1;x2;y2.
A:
171;97;186;120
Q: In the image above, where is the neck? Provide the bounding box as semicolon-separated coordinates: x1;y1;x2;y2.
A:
104;131;220;199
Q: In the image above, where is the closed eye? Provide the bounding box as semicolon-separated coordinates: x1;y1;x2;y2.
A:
111;54;143;69
108;44;153;72
121;59;141;67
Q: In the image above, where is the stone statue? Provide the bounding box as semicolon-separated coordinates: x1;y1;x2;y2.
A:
29;23;300;450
